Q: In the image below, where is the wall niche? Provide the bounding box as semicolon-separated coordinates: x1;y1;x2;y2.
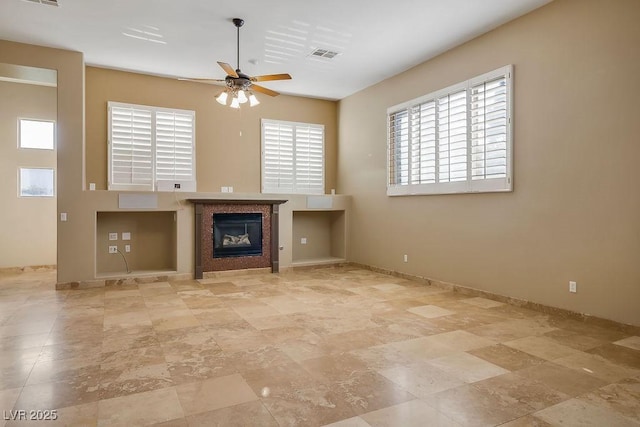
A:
96;211;176;277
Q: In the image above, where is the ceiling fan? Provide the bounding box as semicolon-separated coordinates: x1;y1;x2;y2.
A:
186;18;292;107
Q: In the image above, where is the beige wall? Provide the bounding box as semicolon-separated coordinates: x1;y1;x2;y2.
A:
85;66;338;193
338;0;640;325
0;40;86;284
0;42;342;283
0;80;57;268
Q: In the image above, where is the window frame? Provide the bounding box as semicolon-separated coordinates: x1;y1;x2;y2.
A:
261;118;325;195
107;101;196;192
18;167;55;198
18;118;56;150
387;65;513;196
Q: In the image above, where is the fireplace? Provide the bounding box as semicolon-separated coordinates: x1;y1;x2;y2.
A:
213;213;262;258
189;199;287;277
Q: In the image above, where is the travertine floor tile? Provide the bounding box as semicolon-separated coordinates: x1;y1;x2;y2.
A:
460;297;505;309
552;351;639;382
614;336;640;351
468;343;546;371
378;360;464;398
186;400;278;427
473;372;570;410
360;399;460;426
1;267;638;426
427;383;532;426
579;376;640;423
97;387;183;427
175;373;257;416
515;362;607;397
426;352;509;384
504;335;581;361
406;305;455;319
534;398;638;427
322;416;371;427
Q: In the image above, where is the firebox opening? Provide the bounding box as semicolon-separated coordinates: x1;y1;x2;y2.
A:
213;213;263;258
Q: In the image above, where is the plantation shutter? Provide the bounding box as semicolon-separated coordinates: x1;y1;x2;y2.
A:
470;76;508;180
155;110;195;182
387;65;512;196
411;102;436;184
108;104;153;190
294;123;324;194
388;110;409;185
262;119;324;194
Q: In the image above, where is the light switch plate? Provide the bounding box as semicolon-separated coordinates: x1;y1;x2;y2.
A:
122;232;131;241
109;232;118;241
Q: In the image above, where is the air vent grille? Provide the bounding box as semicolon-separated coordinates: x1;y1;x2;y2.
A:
309;48;339;59
23;0;58;6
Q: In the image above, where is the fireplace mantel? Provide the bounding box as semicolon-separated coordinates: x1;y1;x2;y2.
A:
187;199;287;205
188;199;287;279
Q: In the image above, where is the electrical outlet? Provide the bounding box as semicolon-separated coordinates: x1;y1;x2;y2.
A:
228;186;234;193
89;183;96;191
108;246;118;254
125;244;131;253
403;254;408;263
301;238;307;244
109;232;118;241
60;212;67;221
569;281;577;293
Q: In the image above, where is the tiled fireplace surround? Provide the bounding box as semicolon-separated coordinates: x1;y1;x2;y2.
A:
190;199;287;279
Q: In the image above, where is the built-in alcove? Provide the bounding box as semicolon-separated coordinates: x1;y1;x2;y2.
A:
292;210;346;266
96;211;176;276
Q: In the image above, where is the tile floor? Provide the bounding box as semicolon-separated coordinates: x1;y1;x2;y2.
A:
0;266;639;426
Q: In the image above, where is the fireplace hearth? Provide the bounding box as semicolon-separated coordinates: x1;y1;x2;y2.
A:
213;213;262;258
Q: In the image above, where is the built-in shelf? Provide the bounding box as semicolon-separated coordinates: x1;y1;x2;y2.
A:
292;210;345;266
95;269;178;280
291;257;346;267
96;211;176;277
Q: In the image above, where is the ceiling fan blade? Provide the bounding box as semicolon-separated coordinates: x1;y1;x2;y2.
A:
179;78;225;85
251;84;280;97
217;61;238;78
251;73;292;82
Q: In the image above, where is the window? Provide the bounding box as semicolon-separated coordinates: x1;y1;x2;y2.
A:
19;167;55;197
108;102;196;191
388;65;512;196
19;119;55;150
261;119;324;194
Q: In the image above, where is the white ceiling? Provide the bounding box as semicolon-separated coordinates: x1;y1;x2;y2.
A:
0;0;552;100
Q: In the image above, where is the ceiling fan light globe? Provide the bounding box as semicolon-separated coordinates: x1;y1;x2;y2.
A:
216;91;228;105
237;90;248;104
249;94;260;106
230;97;240;109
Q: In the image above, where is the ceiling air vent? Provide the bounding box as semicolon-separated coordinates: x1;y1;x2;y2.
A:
309;48;340;59
23;0;58;6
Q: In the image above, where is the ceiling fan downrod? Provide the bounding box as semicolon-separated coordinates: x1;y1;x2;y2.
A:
232;18;244;72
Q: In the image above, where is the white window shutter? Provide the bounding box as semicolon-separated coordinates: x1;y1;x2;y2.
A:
295;124;324;194
263;121;295;193
262;119;324;194
155;110;195;183
387;65;512;196
388;110;409;186
470;76;508;180
108;104;153;190
438;89;468;183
